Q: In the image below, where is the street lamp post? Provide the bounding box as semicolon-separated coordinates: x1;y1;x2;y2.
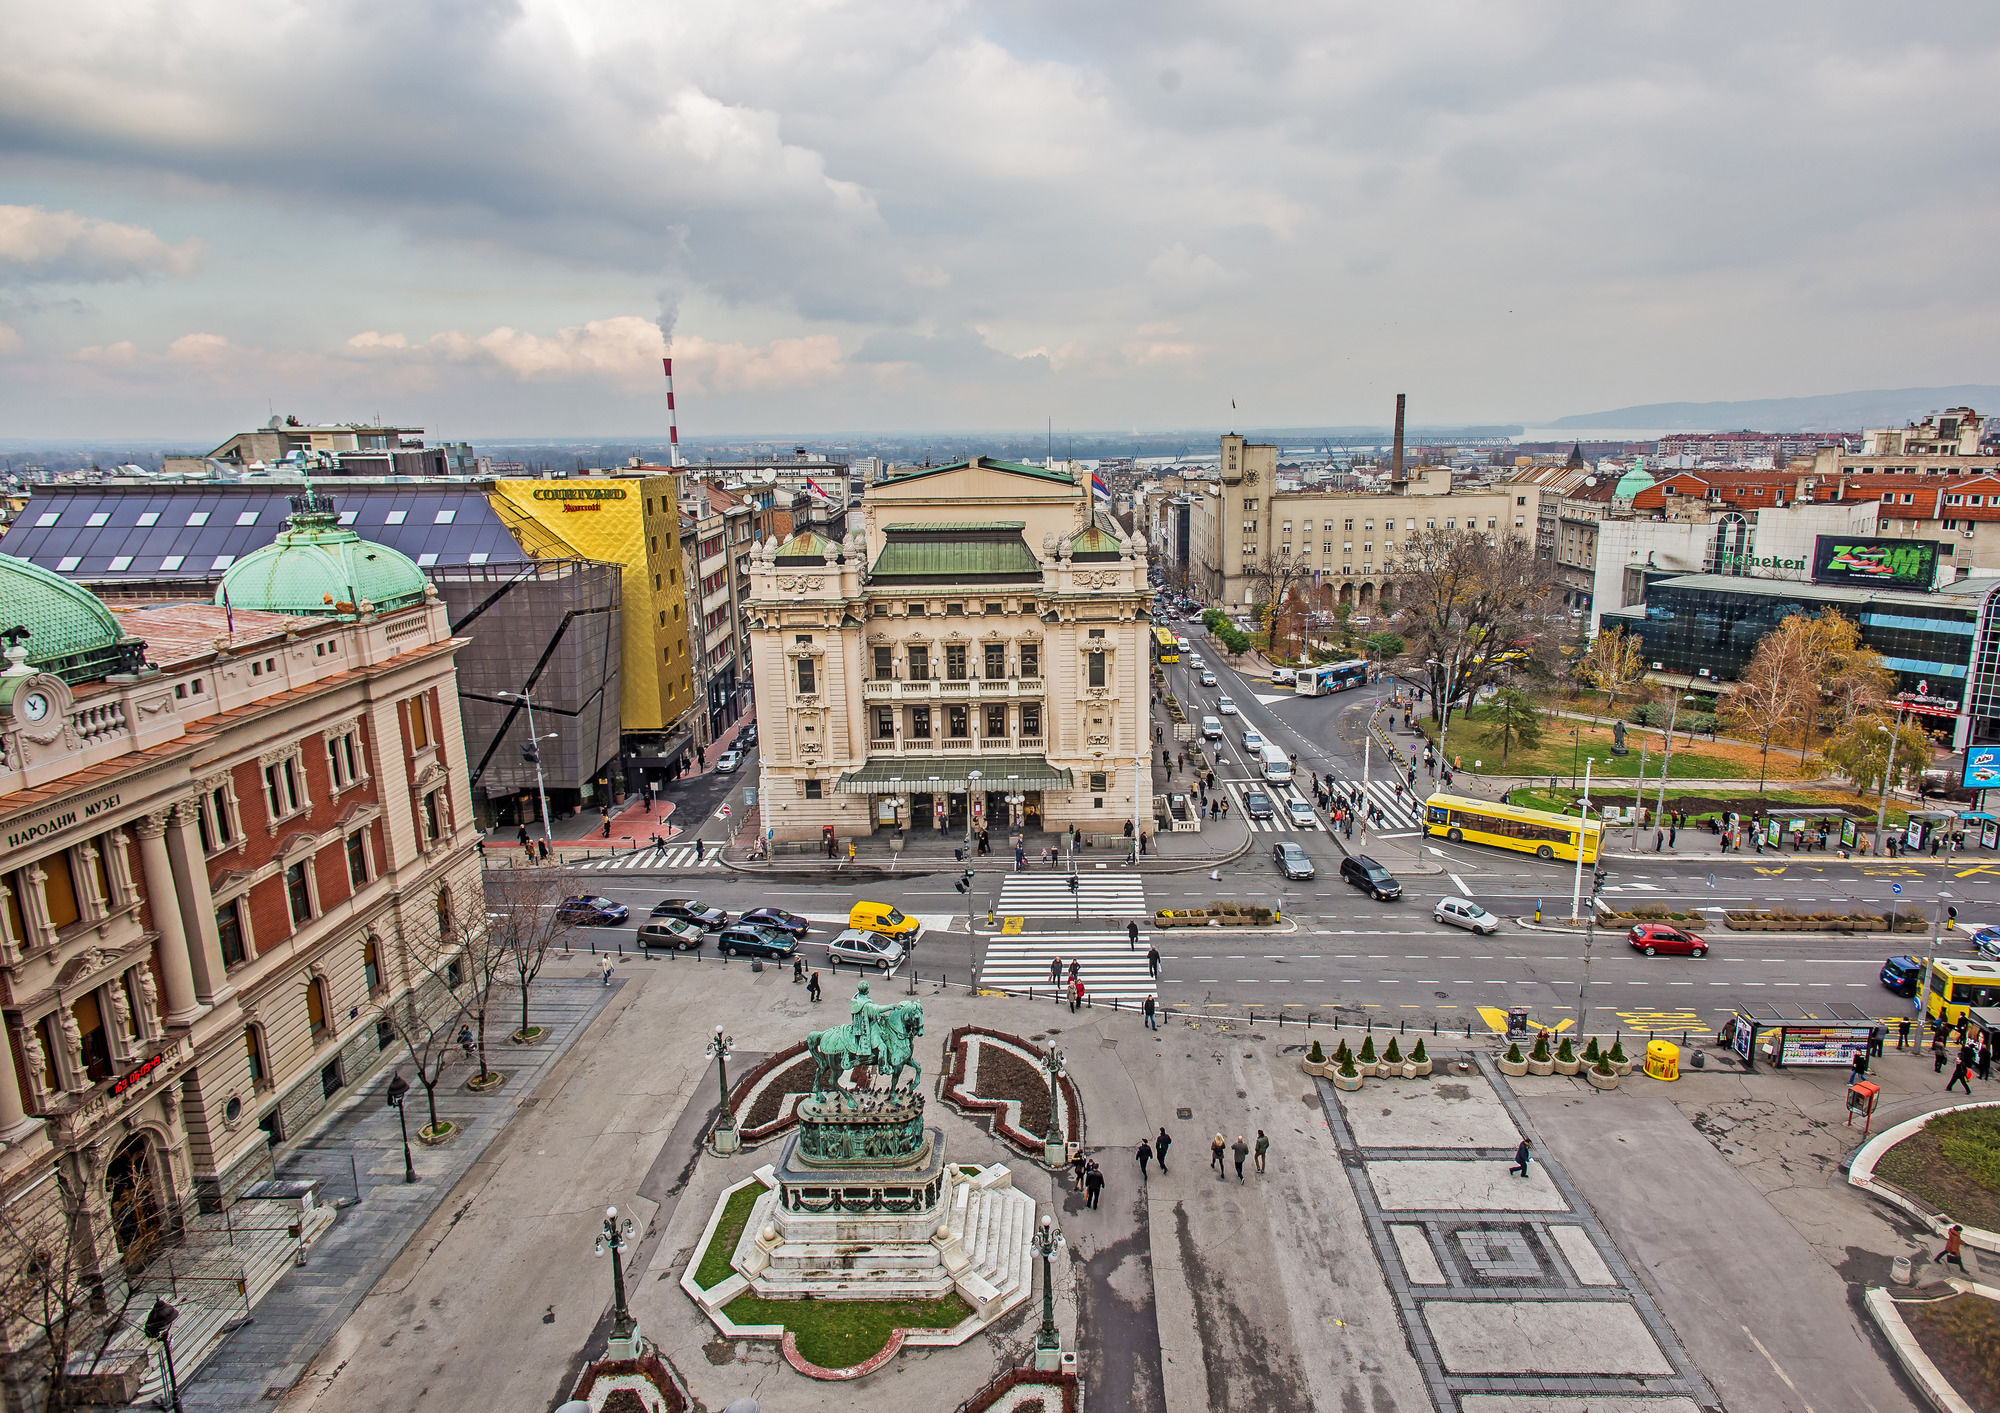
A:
1570;757;1594;922
593;1206;642;1358
1653;693;1696;834
1031;1213;1066;1371
1873;705;1907;856
1575;864;1610;1046
144;1298;184;1413
1569;728;1580;793
498;689;556;851
1133;751;1147;864
1040;1045;1067;1168
385;1071;417;1183
963;769;982;860
707;1025;740;1155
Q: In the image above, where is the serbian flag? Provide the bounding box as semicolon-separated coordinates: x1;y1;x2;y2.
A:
804;476;831;501
1091;472;1110;502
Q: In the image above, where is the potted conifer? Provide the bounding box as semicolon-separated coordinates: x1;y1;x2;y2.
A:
1588;1053;1620;1090
1410;1038;1432;1078
1499;1041;1529;1077
1554;1036;1580;1076
1528;1031;1554;1076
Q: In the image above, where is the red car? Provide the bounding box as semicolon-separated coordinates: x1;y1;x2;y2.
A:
1628;923;1708;958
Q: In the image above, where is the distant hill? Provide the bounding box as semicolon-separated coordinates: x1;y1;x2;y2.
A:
1549;385;2000;433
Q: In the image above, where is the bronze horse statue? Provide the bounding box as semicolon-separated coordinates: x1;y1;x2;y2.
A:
806;999;925;1094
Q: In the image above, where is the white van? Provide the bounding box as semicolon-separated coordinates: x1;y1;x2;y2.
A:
1258;740;1293;783
1269;667;1297;686
1175;636;1190;652
1201;715;1223;740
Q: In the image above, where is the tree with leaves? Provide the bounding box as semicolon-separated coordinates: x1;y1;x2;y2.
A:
1576;626;1646;716
1487;688;1543;762
1822;710;1932;795
1390;526;1561;725
1363;629;1405;661
1783;609;1892;759
1720;627;1810;791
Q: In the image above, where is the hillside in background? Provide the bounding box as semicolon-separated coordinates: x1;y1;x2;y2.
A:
1550;385;2000;432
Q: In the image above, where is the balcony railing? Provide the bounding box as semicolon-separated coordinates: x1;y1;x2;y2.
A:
857;678;1046;701
940;738;973;751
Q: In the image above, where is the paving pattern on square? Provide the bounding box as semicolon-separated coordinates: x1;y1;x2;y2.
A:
1315;1059;1716;1411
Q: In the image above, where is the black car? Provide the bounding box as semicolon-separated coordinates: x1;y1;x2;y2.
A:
740;906;810;938
1880;954;1923;996
650;898;730;929
1339;855;1402;901
1243;790;1276;821
556;895;629;926
715;924;799;960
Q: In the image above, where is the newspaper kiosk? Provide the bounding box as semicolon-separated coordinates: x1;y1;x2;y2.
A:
1725;1001;1879;1072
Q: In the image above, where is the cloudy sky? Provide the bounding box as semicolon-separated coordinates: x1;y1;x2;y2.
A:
1;1;1995;441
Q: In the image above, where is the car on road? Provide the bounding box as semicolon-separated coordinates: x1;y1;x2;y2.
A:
1201;715;1223;740
650;898;730;929
1273;841;1315;879
715;923;798;960
1339;855;1403;901
827;928;906;971
1880;954;1924;996
1628;922;1709;957
1434;897;1501;935
637;917;705;952
1243;790;1276;821
1241;728;1263;751
556;895;629;926
1284;794;1317;829
1190;654;1205;669
739;906;811;938
849;900;922;940
741;722;758;748
715;749;744;773
1217;696;1239;715
1269;667;1296;686
1200;670;1218;686
1962;924;2000;958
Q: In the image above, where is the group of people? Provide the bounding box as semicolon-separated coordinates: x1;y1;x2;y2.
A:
1935;1021;1995;1093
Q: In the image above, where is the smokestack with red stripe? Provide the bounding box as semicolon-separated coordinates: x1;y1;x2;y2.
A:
661;358;682;468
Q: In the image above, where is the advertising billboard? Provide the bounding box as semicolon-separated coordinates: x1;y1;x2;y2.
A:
1965;745;2000;790
1811;536;1939;590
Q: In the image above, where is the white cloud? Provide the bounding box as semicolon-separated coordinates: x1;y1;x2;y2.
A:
0;205;200;282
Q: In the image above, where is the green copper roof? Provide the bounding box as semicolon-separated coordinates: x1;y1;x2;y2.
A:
870;526;1041;582
0;552;146;683
1613;463;1657;502
773;528;840;565
875;457;1076;488
217;486;429;619
1067;515;1124;560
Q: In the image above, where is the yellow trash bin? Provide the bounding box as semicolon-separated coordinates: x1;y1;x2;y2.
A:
1644;1039;1680;1081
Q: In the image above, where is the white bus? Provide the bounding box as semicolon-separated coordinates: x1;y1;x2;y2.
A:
1295;660;1369;696
1258;740;1293;782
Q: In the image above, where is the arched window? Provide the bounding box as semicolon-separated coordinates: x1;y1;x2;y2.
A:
363;938;382;993
436;887;453;940
244;1025;267;1085
306;977;329;1039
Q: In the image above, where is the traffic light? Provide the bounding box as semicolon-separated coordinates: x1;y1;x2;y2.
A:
1067;875;1080;895
955;870;972;894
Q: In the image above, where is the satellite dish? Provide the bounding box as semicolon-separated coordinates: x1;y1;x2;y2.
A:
1584;476;1598;486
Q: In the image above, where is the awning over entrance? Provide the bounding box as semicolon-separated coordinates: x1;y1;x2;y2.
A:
836;755;1073;795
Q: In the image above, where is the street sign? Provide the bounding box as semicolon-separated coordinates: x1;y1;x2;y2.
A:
1891;882;1903;896
719;804;732;819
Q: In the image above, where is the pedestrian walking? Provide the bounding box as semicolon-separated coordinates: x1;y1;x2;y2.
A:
1016;845;1026;871
1068;958;1080;984
1210;1133;1226;1174
1869;1026;1886;1058
792;956;805;983
1156;1128;1172;1172
1069;977;1084;1012
1939;1225;1966;1267
1897;1017;1912;1050
516;824;530;848
1049;956;1061;986
1508;1138;1532;1177
1254;1130;1269;1174
807;971;822;1003
1947;1058;1973;1094
1084;1163;1105;1210
1136;1140;1153;1180
1847;1052;1868;1086
1127;920;1140;950
1980;1041;1994;1083
536;837;550;862
1231;1135;1249;1182
1668;826;1677;848
1935;1029;1949;1072
1072;1151;1089;1187
601;959;614;986
693;837;704;862
1143;995;1158;1030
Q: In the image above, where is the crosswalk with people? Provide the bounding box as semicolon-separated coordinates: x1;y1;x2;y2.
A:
572;844;723;871
1316;778;1428;836
996;873;1147;918
978;930;1157;1003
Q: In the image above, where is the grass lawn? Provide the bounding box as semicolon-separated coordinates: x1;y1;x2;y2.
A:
1505;784;1906;826
1873;1107;2000;1233
1418;705;1812;784
723;1291;975;1368
1903;1292;2000;1412
692;1181;763;1289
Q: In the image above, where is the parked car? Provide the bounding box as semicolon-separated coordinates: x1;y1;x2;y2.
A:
650;898;730;929
1201;715;1223;740
740;722;758;748
1963;923;2000;958
715;749;744;773
715;924;798;960
828;928;906;971
1217;696;1239;715
1243;790;1276;821
1628;922;1709;957
1339;855;1403;901
1274;841;1315;879
637;918;705;952
556;895;629;926
740;906;811;938
1880;954;1924;996
1200;670;1218;687
1269;667;1297;685
848;901;922;940
1284;794;1317;829
1434;897;1501;935
1241;728;1263;751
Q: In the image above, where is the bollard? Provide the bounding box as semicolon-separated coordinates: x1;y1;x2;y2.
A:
617;941;624;958
1432;1021;1438;1036
1367;1018;1373;1033
1399;1020;1406;1034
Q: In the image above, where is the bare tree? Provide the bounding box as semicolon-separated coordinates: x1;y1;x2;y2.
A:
484;865;580;1044
386;889;479;1137
1721;629;1809;792
1246;554;1315;658
1390;527;1561;724
0;1169;141;1411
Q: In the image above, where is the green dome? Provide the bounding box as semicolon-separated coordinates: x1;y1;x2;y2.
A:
217;486;429;619
0;552;146;683
1613;461;1656;503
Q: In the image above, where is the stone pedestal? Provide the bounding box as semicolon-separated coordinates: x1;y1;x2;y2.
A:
710;1118;742;1155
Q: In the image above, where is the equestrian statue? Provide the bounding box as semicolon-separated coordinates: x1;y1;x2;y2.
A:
805;982;925;1096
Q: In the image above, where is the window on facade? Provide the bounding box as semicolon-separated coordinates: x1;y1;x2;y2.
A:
407;695;432;749
874;707;895;739
907;646;930;680
796;656;816;694
1088;651;1106;687
984;643;1006;678
803;779;823;800
286;861;313;925
327;731;361;787
1020;643;1040;677
306;978;329;1039
984;602;1004;614
986;705;1006;737
910;706;932;738
422;791;443;844
217;900;246;966
947;705;969;738
945;645;967;680
346;832;369;885
907;603;926;616
41;853;80;931
1089;772;1107;793
74;993;111;1083
245;1026;267;1084
873;646;893;679
1022;704;1042;736
266;757;305;820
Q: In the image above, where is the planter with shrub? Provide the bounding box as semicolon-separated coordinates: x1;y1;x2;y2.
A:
1302;1040;1328;1077
1498;1042;1528;1077
1334;1051;1363;1092
1554;1037;1580;1077
1410;1038;1432;1078
1528;1032;1554;1076
1587;1056;1619;1090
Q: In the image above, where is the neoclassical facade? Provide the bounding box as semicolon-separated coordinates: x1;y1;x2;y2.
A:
744;457;1152;843
0;498;478;1405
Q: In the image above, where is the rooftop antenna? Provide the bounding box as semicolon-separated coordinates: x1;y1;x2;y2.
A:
661;358;682;468
1047;416;1053;467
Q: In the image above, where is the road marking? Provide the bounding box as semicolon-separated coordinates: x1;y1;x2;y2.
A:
1451;873;1471;896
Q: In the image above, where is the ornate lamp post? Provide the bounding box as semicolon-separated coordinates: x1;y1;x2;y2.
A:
707;1025;740;1155
593;1205;642;1358
1040;1044;1067;1167
1031;1214;1066;1371
144;1298;184;1413
385;1071;417;1183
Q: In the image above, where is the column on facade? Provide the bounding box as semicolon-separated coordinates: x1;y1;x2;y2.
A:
134;812;204;1025
166;803;233;1008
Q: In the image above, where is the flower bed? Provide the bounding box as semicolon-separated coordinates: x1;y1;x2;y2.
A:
1155;901;1278;928
1901;1291;2000;1412
941;1025;1082;1157
1602;907;1707;924
1873;1107;2000;1233
727;1041;813;1145
1722;910;1927;933
722;1291;973;1374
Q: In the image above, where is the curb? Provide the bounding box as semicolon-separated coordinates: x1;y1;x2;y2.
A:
1849;1101;2000;1254
1863;1286;1980;1413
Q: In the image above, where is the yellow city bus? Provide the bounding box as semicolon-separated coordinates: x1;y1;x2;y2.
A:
1152;626;1180;665
1921;957;2000;1029
1423;792;1602;863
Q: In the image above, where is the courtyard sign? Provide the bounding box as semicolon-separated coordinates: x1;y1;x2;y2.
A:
1811;536;1939;590
1719;551;1806;571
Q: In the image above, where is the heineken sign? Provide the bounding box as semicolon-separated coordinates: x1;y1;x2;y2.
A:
1811;535;1939;590
1719;550;1805;571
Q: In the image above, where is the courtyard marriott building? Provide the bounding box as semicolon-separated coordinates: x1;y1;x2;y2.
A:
744;457;1151;844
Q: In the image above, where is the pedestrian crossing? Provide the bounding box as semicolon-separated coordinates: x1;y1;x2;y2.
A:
1316;778;1428;835
996;874;1147;918
1220;779;1318;833
978;930;1157;1003
573;845;723;871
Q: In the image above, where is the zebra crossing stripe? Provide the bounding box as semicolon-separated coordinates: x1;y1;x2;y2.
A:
997;875;1147;917
979;930;1156;1001
574;847;720;871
